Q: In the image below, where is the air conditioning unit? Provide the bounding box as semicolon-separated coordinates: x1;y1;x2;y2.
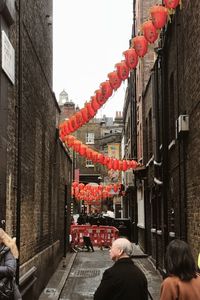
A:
177;115;189;133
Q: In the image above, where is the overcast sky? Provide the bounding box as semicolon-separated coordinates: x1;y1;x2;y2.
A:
53;0;133;118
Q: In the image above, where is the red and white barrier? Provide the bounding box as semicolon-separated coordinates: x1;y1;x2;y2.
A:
70;225;119;248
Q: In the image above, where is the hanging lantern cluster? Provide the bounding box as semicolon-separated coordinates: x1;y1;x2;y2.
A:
59;1;181;138
72;182;122;203
61;134;138;171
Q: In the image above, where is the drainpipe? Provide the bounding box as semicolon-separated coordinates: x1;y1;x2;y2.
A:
152;58;161;268
156;31;169;269
131;0;138;244
131;0;136;158
175;12;187;241
16;0;23;284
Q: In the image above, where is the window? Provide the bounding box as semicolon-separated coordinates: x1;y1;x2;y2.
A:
86;160;94;168
86;133;94;144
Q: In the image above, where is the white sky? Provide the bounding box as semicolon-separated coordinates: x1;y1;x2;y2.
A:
53;0;133;118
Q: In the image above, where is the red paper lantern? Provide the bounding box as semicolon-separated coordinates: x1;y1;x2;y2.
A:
115;61;130;81
107;159;114;170
132;36;148;57
91;151;98;162
89;150;94;161
150;5;168;29
100;81;113;100
80;107;90;123
66;120;73;133
68;115;79;132
79;144;87;156
106;185;112;192
122;160;128;171
75;111;85;127
113;184;119;193
102;192;108;199
86;148;93;159
123;48;138;69
142;21;159;44
65;135;75;147
95;89;107;106
59;132;65;141
104;157;110;165
118;161;123;171
98;185;103;191
85;102;96;118
91;95;101;111
59;129;66;141
113;159;119;170
59;122;69;137
107;71;122;90
130;160;138;169
97;153;104;164
78;183;84;189
164;0;180;9
72;140;81;152
72;181;79;188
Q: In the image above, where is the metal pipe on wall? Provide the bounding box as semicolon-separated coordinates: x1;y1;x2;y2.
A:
16;0;23;284
175;11;187;241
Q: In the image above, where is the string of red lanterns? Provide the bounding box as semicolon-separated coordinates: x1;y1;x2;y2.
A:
61;134;138;171
59;1;181;140
72;182;124;203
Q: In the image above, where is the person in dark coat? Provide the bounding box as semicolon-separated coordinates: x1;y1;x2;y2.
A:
0;228;22;300
83;229;94;252
94;237;148;300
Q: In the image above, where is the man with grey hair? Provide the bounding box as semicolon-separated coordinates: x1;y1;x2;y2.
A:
94;238;148;300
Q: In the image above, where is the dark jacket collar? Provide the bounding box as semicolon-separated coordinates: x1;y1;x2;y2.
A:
115;257;134;265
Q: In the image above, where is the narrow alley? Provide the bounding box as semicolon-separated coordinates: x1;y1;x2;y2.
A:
39;244;162;300
1;1;200;299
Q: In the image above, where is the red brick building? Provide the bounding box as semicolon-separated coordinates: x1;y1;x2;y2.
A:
126;0;200;272
0;1;72;299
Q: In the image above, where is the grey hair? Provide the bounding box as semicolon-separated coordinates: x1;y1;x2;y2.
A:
113;238;133;257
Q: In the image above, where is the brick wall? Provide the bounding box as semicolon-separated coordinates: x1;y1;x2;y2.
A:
0;1;72;298
181;0;200;261
162;2;200;262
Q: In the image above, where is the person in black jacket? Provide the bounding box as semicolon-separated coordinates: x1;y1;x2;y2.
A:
0;228;22;300
94;237;148;300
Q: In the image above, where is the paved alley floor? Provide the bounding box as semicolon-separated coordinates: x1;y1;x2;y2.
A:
59;250;112;300
40;245;162;300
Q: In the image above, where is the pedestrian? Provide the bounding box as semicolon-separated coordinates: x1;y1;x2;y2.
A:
77;214;85;225
160;239;200;300
0;228;22;299
94;237;148;300
83;229;94;252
